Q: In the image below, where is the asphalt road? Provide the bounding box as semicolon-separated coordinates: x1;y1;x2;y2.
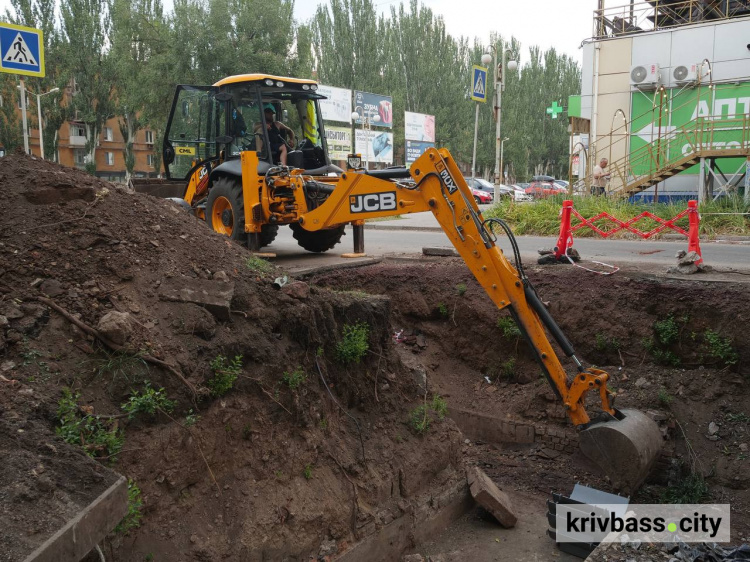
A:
263;222;750;273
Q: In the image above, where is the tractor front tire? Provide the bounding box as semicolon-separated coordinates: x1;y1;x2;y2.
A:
290;223;346;253
205;177;245;243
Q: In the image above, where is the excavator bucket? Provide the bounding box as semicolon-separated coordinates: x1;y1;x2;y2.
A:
578;409;663;494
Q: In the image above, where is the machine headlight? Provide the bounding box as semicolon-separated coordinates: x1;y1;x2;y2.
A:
264;79;274;86
310;84;318;91
276;81;284;87
302;84;310;90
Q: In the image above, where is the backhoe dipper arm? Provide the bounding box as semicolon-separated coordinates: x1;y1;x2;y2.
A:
300;148;616;426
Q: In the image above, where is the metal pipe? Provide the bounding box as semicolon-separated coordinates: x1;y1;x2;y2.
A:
20;78;29;154
471;102;480;179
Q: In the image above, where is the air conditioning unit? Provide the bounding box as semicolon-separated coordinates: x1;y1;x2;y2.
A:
673;63;698;84
630;63;662;88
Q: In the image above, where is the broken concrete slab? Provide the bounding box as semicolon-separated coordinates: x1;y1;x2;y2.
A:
466;466;517;528
158;277;235;321
422;247;459;257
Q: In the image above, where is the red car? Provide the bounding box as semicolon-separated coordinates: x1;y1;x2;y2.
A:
471;188;492;204
525;179;567;199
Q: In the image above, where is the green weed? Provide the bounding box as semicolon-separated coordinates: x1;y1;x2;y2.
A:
303;464;313;480
184;409;200;427
57;388;123;461
409;404;430;434
242;424;252;440
704;329;739;366
282;366;307;389
456;283;467;296
246;256;273;274
115;479;143;534
725;412;750;423
497;316;521;339
661;473;709;504
121;382;175;420
208;354;243;396
642;337;681;367
318;417;328;430
93;350;149;388
654;315;680;346
501;358;516;381
335;322;370;364
437;303;449;318
431;394;448;420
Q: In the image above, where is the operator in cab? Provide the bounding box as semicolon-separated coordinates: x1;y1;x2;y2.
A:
255;103;296;166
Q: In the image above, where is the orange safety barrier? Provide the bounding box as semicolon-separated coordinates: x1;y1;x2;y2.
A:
553;200;703;265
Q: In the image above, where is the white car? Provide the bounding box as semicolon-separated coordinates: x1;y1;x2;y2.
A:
512;184;533;202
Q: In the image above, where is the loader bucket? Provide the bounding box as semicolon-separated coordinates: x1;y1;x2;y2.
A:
578;409;662;494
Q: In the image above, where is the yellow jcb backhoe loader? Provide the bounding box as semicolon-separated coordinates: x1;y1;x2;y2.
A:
146;74;663;492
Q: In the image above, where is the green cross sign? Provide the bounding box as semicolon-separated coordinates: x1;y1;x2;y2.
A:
546;101;563;119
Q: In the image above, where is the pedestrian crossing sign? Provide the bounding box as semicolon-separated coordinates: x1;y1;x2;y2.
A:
471;65;488;102
0;22;44;77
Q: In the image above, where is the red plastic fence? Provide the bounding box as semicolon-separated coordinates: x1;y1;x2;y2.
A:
553;200;703;265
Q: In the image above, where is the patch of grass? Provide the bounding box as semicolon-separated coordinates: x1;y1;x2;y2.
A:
431;394;448;420
497;316;521;339
57;388;123;461
725;412;750;423
318;417;328;430
642;337;681;367
115;479;143;534
437;303;449;318
121;382;175;420
335;322;370;364
704;329;739;366
661;473;709;504
654;315;680;346
303;464;313;480
595;333;608;352
282;366;307;389
246;256;273;274
208;354;242;396
93;349;149;388
456;283;467;297
658;387;673;406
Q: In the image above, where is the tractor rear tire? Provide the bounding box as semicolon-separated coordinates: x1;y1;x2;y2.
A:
259;224;279;247
205;177;245;242
290;223;346;253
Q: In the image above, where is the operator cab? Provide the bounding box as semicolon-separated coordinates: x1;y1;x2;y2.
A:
162;74;342;180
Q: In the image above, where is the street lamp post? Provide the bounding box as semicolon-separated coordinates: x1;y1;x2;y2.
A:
497;136;509;201
490;45;518;187
17;84;59;158
471;53;493;181
352;108;380;170
36;87;60;160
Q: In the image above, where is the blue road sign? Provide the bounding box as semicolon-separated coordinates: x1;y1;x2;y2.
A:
471;65;488;103
0;22;45;77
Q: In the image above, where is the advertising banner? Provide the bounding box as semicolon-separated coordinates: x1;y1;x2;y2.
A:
325;125;352;161
355;129;393;164
353;90;393;128
317;85;352;123
405;112;436;142
405;140;434;164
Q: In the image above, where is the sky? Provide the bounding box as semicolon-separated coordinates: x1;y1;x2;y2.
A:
0;0;596;63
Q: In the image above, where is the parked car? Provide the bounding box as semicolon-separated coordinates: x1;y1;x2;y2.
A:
465;177;514;200
511;184;533;202
525;178;567;199
554;179;569;191
471;187;493;204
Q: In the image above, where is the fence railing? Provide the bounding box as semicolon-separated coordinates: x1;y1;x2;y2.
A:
594;0;750;37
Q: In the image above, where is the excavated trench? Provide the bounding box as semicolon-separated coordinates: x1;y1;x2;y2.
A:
2;153;750;561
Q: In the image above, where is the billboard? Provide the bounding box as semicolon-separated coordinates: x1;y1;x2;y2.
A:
355;129;393;164
405;140;434;164
405;111;435;142
317;85;352;123
353;90;393;128
325;125;352;161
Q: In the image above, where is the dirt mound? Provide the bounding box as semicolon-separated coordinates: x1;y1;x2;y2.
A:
0;153;464;561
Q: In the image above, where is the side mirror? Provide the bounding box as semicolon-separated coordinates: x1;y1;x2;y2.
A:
164;146;175;165
282;109;289;122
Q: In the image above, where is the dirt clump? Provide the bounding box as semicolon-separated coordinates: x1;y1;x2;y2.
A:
0;153;465;561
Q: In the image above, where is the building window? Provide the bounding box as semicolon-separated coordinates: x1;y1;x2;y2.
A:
106;152;114;166
71;123;86;137
145;130;154;144
73;149;86;166
103;127;113;141
147;154;155;167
